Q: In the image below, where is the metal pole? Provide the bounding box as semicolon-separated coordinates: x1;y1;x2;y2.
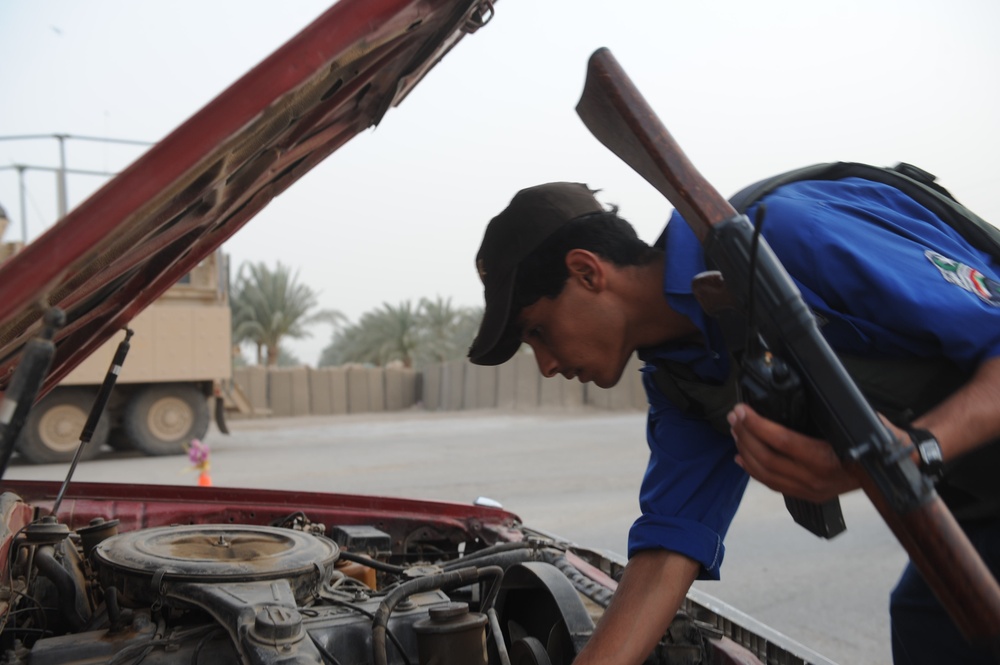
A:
16;165;27;243
0;133;151;229
55;134;68;219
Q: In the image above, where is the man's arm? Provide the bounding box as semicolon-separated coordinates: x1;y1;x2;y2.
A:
574;549;700;665
729;356;1000;503
914;356;1000;462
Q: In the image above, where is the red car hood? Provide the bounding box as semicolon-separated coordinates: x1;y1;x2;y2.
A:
0;478;524;545
0;0;494;398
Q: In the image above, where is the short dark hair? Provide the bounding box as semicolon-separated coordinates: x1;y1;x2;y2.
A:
510;209;660;316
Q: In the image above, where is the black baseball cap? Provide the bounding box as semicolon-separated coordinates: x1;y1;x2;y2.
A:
468;182;604;366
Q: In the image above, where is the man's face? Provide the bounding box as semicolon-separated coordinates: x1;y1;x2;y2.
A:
514;273;632;389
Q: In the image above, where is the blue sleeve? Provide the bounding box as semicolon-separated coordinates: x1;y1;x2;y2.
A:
751;179;1000;371
628;367;749;580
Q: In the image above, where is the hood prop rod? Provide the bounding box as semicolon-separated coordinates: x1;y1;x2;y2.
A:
50;327;133;517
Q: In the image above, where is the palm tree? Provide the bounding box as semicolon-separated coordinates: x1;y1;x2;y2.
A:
412;297;484;366
319;298;485;369
319;301;421;368
352;301;422;368
416;296;461;364
231;261;343;366
318;324;366;367
450;304;484;358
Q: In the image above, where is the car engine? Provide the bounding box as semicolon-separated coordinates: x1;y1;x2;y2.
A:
0;482;776;665
0;489;606;665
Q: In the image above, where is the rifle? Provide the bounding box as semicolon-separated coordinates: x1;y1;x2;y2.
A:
575;46;1000;647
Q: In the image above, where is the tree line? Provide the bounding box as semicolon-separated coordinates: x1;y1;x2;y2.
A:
231;261;482;369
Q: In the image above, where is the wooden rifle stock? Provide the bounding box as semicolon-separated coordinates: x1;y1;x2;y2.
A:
575;46;1000;645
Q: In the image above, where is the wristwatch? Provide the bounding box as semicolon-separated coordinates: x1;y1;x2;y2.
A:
908;427;945;481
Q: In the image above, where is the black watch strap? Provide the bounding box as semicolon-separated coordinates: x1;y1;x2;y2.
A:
908;427;945;481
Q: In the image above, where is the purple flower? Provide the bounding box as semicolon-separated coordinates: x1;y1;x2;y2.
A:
188;438;210;465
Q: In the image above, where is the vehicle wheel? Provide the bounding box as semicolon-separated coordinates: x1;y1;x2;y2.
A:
107;427;134;451
15;388;108;464
123;385;210;456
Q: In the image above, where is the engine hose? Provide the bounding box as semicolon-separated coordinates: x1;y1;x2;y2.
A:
542;552;615;608
479;565;504;610
441;547;544;572
33;545;88;631
371;565;504;665
443;541;537;567
105;586;122;627
337;550;408;575
488;607;512;665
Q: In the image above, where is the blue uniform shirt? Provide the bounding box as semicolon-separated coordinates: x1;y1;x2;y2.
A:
629;177;1000;580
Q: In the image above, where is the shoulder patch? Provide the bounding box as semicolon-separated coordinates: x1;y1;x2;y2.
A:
925;250;1000;306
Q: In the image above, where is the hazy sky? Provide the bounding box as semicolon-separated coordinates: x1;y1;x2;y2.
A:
2;0;998;365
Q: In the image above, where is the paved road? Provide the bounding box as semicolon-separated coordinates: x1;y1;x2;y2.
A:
6;408;906;664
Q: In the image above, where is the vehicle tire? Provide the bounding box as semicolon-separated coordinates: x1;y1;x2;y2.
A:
15;388;109;464
106;427;134;451
123;384;210;456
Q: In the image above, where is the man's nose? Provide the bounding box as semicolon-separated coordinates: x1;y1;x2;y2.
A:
531;344;559;378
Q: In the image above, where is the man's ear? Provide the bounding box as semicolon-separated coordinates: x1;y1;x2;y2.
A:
564;249;605;292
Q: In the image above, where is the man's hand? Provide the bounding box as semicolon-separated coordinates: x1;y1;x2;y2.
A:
728;356;1000;503
727;403;860;503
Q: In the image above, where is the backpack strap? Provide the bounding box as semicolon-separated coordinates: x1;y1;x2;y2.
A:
728;161;1000;261
650;357;736;435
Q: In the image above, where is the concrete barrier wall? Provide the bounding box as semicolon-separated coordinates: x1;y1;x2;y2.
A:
231;364;417;418
513;354;540;409
330;367;350;415
347;366;370;413
268;366;311;417
229;354;643;419
233;365;269;412
444;360;465;411
423;364;442;410
308;367;333;415
465;364;497;410
307;367;350;415
366;367;385;413
496;361;516;410
385;367;417;411
428;352;644;413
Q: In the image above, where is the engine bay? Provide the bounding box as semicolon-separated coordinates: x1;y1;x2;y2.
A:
0;481;769;665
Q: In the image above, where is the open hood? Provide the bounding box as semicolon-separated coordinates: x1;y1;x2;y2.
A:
0;0;494;398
